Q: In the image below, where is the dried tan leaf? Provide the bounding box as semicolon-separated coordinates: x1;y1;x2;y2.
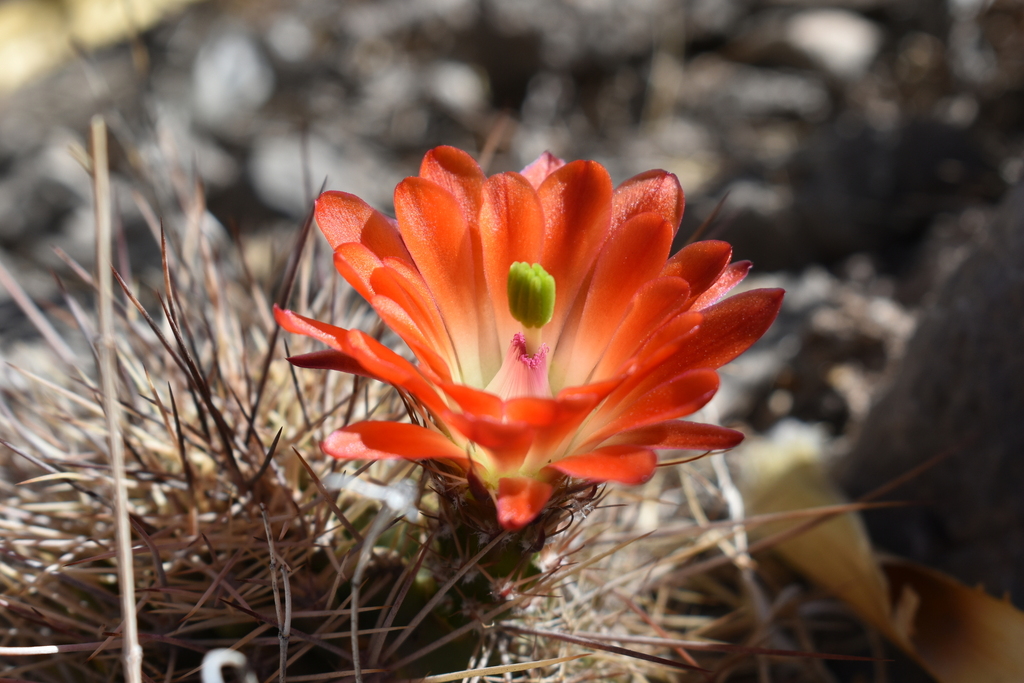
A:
741;421;1024;683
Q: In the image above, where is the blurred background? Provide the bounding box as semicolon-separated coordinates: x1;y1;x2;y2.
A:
1;0;1022;668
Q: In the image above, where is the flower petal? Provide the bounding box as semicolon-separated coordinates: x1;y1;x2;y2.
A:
496;476;553;531
553;211;674;389
438;382;503;419
520;151;566;189
656;288;785;374
418;147;499;379
612;170;684;236
394;176;485;385
586;369;721;445
537;160;613;343
369;295;453;381
333;243;383;301
315;191;411;261
274;305;350;352
342;329;449;414
604;420;744;451
550;445;657;484
601;311;703;405
286;349;369;377
662;240;733;300
322;422;468;463
419;146;485;223
591;277;691;381
480;172;545;344
691;261;752;310
444;412;533;473
370;265;456;369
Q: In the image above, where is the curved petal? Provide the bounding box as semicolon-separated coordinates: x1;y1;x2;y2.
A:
322;422;468;463
368;295;453;381
394;176;485;385
516;378;626;473
418;147;499;379
274;305;350;352
480;172;545;344
343;329;449;414
496;476;553;531
646;288;785;379
537;160;613;343
286;349;369;377
591;277;691;381
662;240;732;300
691;261;751;310
438;382;503;419
419;146;485;224
553;212;674;389
586;369;721;445
370;265;455;368
604;420;744;451
444;412;533;473
520;151;566;189
277;305;449;415
315;191;411;261
333;243;383;301
550;445;657;484
612;170;684;237
604;311;704;403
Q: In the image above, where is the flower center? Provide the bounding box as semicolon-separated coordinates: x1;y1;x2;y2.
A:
507;261;555;355
484;333;552;400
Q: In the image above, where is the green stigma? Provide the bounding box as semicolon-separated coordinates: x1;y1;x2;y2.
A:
507;261;555;329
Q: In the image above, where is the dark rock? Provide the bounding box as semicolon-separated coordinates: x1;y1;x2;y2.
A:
779;116;999;269
837;181;1024;605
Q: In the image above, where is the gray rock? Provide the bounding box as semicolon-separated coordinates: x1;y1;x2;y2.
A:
248;134;397;217
193;28;276;128
427;61;488;115
725;8;883;81
0;129;89;244
837;182;1024;605
785;9;883;80
780;117;996;268
266;14;315;64
682;56;830;121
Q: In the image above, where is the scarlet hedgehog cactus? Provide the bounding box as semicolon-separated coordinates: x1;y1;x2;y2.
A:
275;147;783;533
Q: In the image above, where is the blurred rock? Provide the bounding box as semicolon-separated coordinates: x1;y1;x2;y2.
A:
341;0;477;39
266;14;315;64
838;182;1024;605
248;134;397;216
780;117;998;268
683;55;830;121
193;27;275;128
726;8;882;82
427;61;488;114
686;0;749;41
786;9;883;80
0;129;90;244
712;179;808;271
486;0;684;68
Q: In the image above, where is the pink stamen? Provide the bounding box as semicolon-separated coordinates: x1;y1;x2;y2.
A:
484;333;552;401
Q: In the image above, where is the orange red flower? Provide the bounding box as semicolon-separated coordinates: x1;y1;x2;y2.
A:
275;147;783;531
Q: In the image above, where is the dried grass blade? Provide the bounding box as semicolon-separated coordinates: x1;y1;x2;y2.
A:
92;115;141;683
0;254;76;366
500;625;708;672
414;652;588;683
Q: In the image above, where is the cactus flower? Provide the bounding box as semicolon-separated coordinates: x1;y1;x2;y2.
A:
275;147;783;531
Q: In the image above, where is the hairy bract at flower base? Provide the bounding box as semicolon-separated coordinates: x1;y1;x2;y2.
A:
275;146;783;532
